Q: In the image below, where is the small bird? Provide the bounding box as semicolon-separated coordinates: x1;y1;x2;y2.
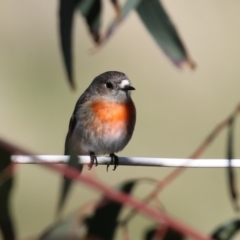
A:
65;71;136;170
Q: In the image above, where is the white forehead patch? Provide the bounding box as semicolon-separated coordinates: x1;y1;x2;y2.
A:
119;79;130;88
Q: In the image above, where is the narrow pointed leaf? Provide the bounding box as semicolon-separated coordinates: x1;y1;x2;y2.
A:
84;180;137;240
100;0;142;45
110;0;118;4
59;0;79;90
101;0;195;69
109;0;121;21
38;214;81;240
226;116;239;211
57;152;82;215
40;180;137;240
78;0;102;43
145;227;185;240
0;147;15;240
136;0;195;69
211;219;240;240
57;112;83;215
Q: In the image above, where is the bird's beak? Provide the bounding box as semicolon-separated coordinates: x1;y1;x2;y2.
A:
119;80;135;91
122;85;135;91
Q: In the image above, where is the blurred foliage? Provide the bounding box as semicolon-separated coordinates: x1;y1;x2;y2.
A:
57;152;82;216
211;219;240;240
37;179;188;240
0;137;240;239
1;0;240;240
145;227;185;240
40;180;137;240
226;115;239;211
59;0;194;89
0;148;15;240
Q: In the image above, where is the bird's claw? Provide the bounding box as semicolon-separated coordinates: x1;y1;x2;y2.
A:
107;153;119;171
89;152;98;170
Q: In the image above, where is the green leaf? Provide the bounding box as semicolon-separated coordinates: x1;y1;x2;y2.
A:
109;0;121;19
110;0;118;4
59;0;80;90
211;219;240;240
38;214;80;240
136;0;195;69
102;0;194;69
102;0;142;43
59;0;102;89
0;147;15;240
78;0;102;43
57;152;82;216
40;180;139;240
84;180;136;240
145;227;185;240
226;116;239;211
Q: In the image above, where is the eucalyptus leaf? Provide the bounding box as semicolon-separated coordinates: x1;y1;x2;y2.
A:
57;152;82;216
145;227;185;240
59;0;80;90
38;214;83;240
78;0;101;43
136;0;195;69
59;0;102;89
102;0;141;44
0;147;15;240
59;0;195;89
109;0;121;19
84;180;136;240
226;116;239;211
211;219;240;240
41;180;138;240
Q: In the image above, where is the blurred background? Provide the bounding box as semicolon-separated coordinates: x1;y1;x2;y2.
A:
1;0;240;239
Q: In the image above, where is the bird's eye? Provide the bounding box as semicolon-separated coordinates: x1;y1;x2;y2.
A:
105;82;113;89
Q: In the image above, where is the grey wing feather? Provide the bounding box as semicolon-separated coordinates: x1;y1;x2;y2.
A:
64;114;77;155
64;93;89;155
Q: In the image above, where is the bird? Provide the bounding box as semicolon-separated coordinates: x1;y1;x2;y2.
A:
65;71;136;171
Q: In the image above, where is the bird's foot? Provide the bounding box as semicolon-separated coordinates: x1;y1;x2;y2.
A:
107;153;119;171
88;152;98;170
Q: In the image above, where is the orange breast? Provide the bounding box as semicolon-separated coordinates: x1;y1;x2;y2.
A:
91;100;135;124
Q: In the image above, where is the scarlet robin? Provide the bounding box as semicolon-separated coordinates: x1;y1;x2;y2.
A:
65;71;136;170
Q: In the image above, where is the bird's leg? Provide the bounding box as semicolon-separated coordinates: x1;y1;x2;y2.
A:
88;151;98;170
107;153;119;171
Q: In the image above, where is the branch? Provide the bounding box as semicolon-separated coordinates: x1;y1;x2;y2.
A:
11;155;240;167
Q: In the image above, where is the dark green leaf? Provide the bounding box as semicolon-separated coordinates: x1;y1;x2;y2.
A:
109;0;121;21
110;0;118;4
84;180;137;240
226;116;239;211
211;219;240;240
40;180;138;240
136;0;195;69
78;0;102;43
102;0;141;43
59;0;80;90
57;152;82;215
59;0;103;89
102;0;194;69
0;147;15;240
145;227;185;240
38;214;80;240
